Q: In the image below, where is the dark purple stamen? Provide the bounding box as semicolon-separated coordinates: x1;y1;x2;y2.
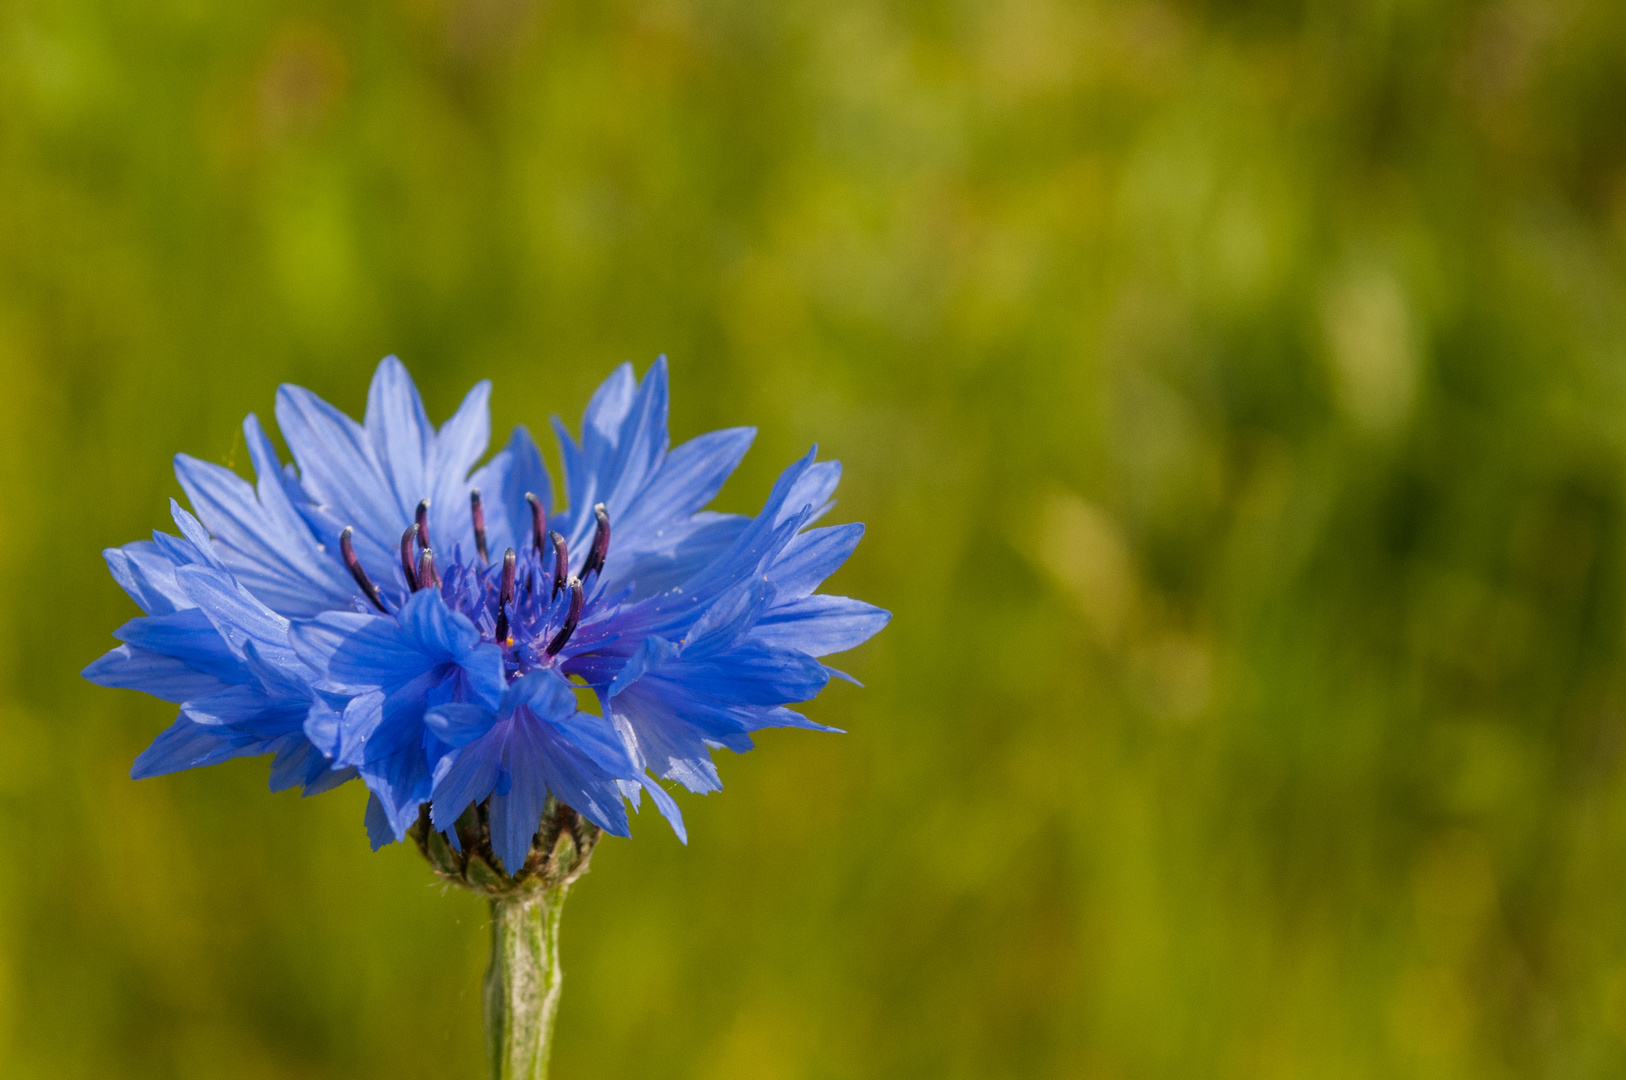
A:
400;527;419;591
549;531;568;599
526;492;547;552
415;499;432;550
470;489;490;565
545;578;584;656
582;503;611;578
339;527;387;613
416;547;441;590
494;548;516;642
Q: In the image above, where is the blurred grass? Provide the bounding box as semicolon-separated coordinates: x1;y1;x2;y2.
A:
5;0;1626;1076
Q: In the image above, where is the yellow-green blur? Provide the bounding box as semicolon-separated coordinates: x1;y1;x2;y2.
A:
4;1;1626;1077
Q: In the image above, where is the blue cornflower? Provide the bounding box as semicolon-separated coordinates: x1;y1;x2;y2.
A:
85;356;888;870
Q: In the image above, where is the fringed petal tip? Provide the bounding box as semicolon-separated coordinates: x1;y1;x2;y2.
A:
619;774;687;844
364;792;412;851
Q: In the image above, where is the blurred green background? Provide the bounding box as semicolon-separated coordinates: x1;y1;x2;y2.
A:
6;0;1626;1076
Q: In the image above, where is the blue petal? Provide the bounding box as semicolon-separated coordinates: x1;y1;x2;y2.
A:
767;523;864;600
292;610;406;684
664;643;830;705
103;541;189;616
683;578;776;655
396;587;481;660
358;358;490;556
131;716;264;779
358;744;433;843
168;501;227;571
173;565;299;668
502;668;578;718
750;595;892;657
583;363;638;442
675;450;819;604
239;638;308;698
244;413;358;609
332;690;386;766
83;644;229;703
610;426;755;555
180;685;304;732
295;591;502;709
525;720;632;840
302;758;357;796
612;513;751;599
427;378;494;535
173;415;353;618
396;593;506;710
609;686;723;793
551;360;668;555
605;615;837;794
114;608;250;683
550;413;585;524
489;721;550;873
593;359;670;529
749;704;842;734
424;702;496;748
430;726;505;831
364;355;438;517
548;709;638;777
365;792;398;850
303;696;345;759
268;737;321;793
293;590;506;840
607;635;681;696
644;426;755;516
630;774;687;844
275;379;403;558
778;458;841;526
148;530;199;572
600;484;811;647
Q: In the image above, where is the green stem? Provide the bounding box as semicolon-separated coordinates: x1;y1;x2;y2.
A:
484;885;571;1080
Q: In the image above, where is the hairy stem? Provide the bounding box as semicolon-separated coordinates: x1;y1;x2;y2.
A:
484;886;570;1080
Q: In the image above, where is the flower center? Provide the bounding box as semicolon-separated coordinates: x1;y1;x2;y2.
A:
339;494;613;674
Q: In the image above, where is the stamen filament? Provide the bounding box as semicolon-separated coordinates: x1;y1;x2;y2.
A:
494;548;516;643
470;489;490;565
582;503;611;578
526;492;547;553
339;527;387;613
545;578;584;656
415;499;432;551
400;527;419;591
549;531;568;599
416;547;441;590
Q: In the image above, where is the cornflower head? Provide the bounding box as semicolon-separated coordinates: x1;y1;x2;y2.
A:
84;357;889;877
